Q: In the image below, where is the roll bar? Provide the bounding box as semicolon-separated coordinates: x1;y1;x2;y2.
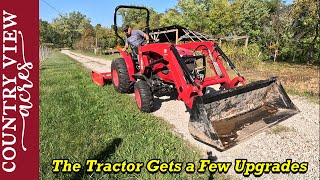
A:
113;5;150;45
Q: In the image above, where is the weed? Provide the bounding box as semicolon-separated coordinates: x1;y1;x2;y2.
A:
268;125;292;134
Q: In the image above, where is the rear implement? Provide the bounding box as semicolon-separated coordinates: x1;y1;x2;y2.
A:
91;71;111;86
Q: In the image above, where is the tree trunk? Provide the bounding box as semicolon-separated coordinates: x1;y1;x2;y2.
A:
292;52;296;62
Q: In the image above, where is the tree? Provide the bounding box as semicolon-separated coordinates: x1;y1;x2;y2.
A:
51;11;91;48
261;1;290;62
74;22;95;50
159;9;183;27
94;24;119;49
149;8;162;29
39;19;60;47
119;7;144;28
206;0;241;35
40;19;51;44
266;0;283;13
237;0;270;43
176;0;212;32
38;2;318;64
290;0;319;64
95;24;106;48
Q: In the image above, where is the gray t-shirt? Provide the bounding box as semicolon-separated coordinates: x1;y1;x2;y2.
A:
126;30;145;47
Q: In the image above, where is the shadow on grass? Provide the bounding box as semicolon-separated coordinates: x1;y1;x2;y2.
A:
207;151;218;180
69;138;123;180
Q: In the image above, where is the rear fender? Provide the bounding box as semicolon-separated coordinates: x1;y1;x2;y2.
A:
119;50;136;81
140;54;150;74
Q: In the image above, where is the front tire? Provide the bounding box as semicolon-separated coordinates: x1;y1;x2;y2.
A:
134;80;153;112
111;58;131;93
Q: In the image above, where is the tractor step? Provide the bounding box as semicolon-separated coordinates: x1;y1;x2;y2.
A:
91;71;112;86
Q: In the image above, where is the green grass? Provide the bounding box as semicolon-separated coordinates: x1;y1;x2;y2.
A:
72;50;121;60
40;52;216;179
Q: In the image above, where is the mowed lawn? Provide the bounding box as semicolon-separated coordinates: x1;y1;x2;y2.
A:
40;52;212;179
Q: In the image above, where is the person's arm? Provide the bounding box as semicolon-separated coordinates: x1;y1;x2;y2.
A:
122;40;129;51
144;33;150;44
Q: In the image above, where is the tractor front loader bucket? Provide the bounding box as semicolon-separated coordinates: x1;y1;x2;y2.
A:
189;77;299;151
91;71;112;86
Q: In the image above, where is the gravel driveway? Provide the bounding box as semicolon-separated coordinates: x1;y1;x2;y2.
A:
61;50;319;179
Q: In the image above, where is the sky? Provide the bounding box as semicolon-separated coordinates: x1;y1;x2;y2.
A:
40;0;177;27
40;0;294;28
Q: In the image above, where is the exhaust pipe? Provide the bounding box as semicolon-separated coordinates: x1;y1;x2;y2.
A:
189;77;299;151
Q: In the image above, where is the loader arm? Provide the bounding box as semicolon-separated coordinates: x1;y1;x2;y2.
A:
139;43;199;107
138;42;247;108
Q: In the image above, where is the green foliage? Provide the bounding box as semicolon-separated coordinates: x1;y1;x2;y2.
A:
206;0;240;35
40;19;60;47
237;0;270;42
176;0;212;32
73;22;95;50
118;6;160;30
39;1;319;64
159;9;184;27
289;0;320;64
221;42;262;70
150;9;162;29
50;11;92;48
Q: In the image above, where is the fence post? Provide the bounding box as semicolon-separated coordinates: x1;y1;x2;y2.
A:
39;46;52;69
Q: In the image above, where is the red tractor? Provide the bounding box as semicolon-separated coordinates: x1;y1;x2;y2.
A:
92;5;299;151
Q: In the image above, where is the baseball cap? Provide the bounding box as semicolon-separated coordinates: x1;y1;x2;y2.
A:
123;25;129;32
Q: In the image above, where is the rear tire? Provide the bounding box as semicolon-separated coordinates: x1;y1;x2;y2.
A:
134;80;153;112
111;58;131;93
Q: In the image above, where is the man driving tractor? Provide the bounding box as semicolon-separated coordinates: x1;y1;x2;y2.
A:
121;25;150;58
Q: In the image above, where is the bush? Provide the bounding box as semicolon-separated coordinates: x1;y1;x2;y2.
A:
220;42;262;70
53;48;60;52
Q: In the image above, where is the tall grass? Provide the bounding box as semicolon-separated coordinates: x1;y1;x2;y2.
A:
221;42;262;70
219;42;319;102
